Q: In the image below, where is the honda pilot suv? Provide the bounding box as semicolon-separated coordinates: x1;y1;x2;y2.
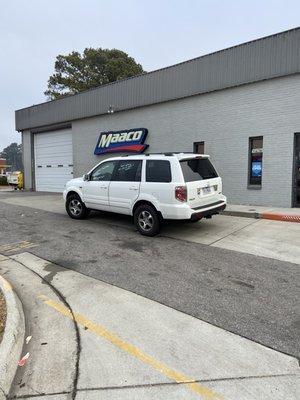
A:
63;153;226;236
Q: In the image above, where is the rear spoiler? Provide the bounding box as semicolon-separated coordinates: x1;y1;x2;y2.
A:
179;155;210;162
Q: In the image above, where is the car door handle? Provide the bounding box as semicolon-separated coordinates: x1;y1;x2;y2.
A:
129;187;138;191
100;185;108;189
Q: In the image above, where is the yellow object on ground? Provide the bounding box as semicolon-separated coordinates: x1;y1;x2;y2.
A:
7;171;23;190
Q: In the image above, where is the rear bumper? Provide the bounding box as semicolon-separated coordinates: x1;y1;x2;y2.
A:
160;195;227;220
191;201;226;220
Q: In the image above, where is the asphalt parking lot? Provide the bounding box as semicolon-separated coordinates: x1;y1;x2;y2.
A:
0;191;299;361
2;252;299;400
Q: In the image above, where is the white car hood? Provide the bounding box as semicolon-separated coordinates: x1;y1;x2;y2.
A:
66;177;84;187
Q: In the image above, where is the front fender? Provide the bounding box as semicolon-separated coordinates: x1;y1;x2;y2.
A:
64;187;84;202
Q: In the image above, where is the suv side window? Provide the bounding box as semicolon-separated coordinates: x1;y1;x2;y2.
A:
113;160;142;182
146;160;172;183
90;161;117;181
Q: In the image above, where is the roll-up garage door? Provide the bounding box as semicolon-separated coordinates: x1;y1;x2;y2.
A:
34;129;73;192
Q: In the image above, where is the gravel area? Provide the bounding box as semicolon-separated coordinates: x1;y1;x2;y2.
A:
0;289;6;342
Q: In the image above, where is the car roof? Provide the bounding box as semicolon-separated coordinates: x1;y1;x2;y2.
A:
103;153;210;162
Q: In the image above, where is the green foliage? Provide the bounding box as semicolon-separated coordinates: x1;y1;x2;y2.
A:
0;143;23;171
45;48;145;100
0;176;8;185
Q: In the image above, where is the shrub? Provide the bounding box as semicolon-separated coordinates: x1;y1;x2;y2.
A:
0;176;8;185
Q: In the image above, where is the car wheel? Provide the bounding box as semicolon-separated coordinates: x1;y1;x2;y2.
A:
134;204;161;236
66;194;90;219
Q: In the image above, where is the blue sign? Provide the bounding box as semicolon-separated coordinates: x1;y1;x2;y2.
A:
252;161;262;177
94;128;149;155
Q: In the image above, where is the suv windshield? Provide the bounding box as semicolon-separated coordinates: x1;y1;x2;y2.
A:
180;158;218;182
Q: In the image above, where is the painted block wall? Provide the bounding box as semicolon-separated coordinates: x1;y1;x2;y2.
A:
71;75;300;207
23;74;300;206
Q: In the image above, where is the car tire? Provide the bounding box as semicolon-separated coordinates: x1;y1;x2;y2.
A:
66;194;90;219
134;204;161;236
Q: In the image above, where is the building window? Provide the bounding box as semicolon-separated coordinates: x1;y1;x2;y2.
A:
194;141;205;154
249;137;263;186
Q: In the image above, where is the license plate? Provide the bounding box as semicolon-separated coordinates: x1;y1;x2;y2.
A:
202;186;211;195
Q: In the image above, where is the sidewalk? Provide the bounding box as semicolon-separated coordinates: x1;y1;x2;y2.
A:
222;204;300;222
0;252;299;400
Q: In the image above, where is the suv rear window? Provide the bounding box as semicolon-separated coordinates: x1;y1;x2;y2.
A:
146;160;172;183
180;158;218;182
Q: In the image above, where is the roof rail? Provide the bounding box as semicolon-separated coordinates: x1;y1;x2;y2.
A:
144;152;194;156
120;152;197;157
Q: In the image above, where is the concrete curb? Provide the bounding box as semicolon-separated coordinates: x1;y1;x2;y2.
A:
260;212;300;223
221;209;300;223
221;210;259;219
0;275;25;400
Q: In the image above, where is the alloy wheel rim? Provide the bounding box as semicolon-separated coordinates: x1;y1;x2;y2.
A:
69;199;82;216
138;210;154;231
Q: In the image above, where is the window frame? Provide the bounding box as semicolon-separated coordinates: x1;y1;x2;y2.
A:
145;160;172;183
112;159;143;182
193;141;205;154
89;160;118;182
248;136;263;188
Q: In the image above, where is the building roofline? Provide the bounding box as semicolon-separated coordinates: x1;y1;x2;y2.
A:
15;27;300;131
16;27;299;112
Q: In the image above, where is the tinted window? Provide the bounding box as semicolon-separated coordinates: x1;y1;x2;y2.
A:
180;158;218;182
249;137;263;186
113;160;142;182
90;161;117;181
146;160;171;183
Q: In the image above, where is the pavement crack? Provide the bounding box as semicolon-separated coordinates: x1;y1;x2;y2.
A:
0;385;7;399
23;384;43;396
208;218;261;246
9;257;81;400
197;372;299;383
75;372;299;393
7;373;299;398
8;391;71;399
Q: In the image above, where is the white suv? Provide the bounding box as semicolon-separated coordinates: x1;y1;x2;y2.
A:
63;153;226;236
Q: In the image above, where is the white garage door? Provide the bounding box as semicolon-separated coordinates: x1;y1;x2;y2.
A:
34;129;73;192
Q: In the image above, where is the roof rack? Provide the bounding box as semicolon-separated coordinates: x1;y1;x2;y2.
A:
144;152;195;156
120;152;198;157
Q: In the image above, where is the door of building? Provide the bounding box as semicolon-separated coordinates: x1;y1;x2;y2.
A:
293;133;300;207
34;129;73;192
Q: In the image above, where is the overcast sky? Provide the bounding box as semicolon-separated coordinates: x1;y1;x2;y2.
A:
0;0;299;150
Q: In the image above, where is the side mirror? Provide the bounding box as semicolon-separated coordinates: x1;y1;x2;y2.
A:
83;174;90;181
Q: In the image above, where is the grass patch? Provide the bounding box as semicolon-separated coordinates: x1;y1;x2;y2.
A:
0;289;6;343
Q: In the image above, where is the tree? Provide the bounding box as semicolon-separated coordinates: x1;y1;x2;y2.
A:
0;143;23;171
45;48;145;100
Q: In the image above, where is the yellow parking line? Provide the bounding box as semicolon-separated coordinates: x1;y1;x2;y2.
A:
39;294;223;399
6;243;37;253
0;241;28;251
0;275;12;292
0;241;37;253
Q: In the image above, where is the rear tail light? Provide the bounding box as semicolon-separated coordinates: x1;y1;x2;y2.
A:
175;186;187;202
